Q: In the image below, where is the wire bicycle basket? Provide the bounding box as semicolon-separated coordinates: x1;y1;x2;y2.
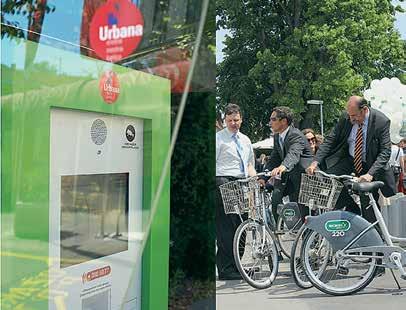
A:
299;173;344;210
219;177;262;216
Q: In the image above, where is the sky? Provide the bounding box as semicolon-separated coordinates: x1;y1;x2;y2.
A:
216;1;406;64
216;27;229;64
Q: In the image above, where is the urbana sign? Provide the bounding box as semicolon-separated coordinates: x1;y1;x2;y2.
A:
90;0;144;62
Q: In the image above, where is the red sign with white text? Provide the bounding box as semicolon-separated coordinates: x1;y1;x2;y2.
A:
89;0;144;62
82;266;111;283
99;70;120;104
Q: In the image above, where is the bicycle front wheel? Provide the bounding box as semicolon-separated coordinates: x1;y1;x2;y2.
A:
233;220;279;289
301;229;377;296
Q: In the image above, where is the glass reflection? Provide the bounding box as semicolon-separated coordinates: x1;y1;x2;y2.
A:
60;173;129;268
1;0;211;309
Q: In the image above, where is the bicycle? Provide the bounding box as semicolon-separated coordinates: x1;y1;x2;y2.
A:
259;173;304;260
220;170;337;289
300;170;406;296
289;170;345;289
273;200;303;259
219;174;279;288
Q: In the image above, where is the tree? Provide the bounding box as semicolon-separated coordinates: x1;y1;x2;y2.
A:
217;0;406;141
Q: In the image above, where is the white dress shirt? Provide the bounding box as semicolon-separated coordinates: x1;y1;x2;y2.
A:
278;126;290;146
216;128;255;177
389;145;404;167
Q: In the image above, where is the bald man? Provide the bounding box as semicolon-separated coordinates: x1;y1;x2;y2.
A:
306;96;396;223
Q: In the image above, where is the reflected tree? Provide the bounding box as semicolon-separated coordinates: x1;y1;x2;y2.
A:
1;0;55;39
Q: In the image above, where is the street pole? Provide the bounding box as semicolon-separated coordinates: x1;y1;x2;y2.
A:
307;100;324;136
320;103;324;136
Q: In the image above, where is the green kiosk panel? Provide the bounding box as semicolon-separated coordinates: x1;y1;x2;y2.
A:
1;39;170;310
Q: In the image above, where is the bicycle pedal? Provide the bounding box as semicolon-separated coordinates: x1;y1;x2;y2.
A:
390;252;406;280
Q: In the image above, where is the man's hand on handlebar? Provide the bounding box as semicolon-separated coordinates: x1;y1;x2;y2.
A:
306;161;318;175
271;165;286;177
358;173;373;183
258;178;266;187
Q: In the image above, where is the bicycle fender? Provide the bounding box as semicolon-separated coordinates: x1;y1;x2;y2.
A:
279;202;303;230
304;210;384;251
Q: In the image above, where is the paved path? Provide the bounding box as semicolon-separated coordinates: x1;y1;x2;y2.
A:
216;260;406;310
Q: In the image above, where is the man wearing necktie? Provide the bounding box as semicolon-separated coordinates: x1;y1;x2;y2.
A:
306;96;396;224
259;106;313;227
216;104;256;280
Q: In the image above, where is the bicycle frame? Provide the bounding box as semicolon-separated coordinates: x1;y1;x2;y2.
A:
257;188;272;251
250;187;286;256
337;192;406;278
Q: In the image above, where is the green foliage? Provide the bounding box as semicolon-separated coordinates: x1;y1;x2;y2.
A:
217;0;406;140
168;269;215;309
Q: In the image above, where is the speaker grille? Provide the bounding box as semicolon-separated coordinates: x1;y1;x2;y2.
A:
90;119;107;145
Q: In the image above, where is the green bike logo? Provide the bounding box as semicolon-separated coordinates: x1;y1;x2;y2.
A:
283;209;295;217
325;220;351;232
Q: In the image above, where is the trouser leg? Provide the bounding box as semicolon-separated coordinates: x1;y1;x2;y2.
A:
334;188;361;215
271;184;284;225
216;177;241;274
286;174;309;221
326;158;361;214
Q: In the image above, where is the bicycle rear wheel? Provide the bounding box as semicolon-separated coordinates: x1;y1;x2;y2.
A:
301;229;377;296
290;225;312;289
233;220;279;289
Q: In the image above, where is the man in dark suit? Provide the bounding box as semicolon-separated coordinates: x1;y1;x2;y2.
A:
260;106;314;223
306;96;396;223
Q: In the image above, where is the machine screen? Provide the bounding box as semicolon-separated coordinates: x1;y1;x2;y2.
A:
60;173;129;268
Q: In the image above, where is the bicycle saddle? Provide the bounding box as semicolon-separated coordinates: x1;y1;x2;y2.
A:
352;181;384;193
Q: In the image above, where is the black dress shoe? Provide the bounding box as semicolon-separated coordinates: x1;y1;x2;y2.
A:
218;271;242;281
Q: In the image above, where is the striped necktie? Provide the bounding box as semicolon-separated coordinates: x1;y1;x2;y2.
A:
354;124;363;175
232;133;245;175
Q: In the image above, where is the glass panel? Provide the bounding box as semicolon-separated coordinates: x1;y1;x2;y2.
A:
1;0;214;309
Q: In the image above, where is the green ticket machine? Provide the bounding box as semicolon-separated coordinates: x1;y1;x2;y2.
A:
1;40;170;310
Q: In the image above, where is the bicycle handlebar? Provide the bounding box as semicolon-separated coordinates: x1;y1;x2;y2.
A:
314;170;357;182
238;170;357;183
236;171;272;183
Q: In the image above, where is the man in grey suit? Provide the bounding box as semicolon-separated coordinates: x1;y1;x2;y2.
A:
260;106;313;223
306;96;396;223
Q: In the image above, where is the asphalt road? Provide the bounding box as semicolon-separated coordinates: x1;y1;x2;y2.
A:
216;259;406;310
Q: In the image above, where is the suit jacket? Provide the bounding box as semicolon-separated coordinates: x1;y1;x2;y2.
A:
264;127;314;175
315;108;395;197
255;159;265;173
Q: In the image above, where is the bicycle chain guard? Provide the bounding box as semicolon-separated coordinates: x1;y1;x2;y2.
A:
304;210;384;251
